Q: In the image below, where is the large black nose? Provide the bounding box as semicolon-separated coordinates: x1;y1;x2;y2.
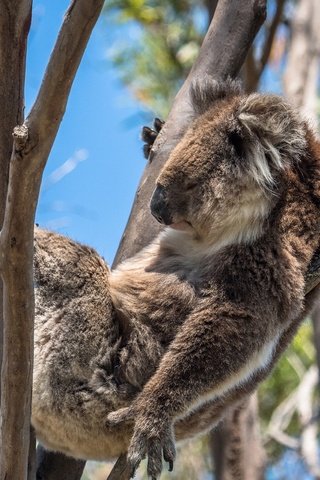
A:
150;184;173;225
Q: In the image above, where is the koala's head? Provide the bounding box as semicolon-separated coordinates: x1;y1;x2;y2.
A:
150;79;308;246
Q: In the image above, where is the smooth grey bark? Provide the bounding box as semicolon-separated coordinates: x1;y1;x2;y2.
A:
283;0;320;125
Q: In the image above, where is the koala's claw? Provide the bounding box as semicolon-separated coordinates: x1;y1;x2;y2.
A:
142;118;165;160
153;117;164;133
126;419;175;479
142;126;158;145
163;439;176;472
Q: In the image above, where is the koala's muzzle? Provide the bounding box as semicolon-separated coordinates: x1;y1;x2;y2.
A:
150;184;173;225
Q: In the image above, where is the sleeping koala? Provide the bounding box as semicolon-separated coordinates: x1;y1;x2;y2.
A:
33;80;320;479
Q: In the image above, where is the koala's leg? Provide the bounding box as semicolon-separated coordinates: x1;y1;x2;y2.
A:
33;228;131;459
142;118;164;160
107;302;280;478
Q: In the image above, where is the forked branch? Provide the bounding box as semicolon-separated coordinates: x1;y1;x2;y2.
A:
0;1;104;479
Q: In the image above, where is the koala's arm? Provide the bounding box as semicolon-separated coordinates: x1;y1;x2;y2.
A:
108;303;274;478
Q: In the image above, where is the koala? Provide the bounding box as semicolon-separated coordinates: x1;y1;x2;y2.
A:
33;79;320;479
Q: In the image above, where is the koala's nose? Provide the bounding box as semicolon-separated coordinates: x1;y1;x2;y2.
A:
150;184;173;225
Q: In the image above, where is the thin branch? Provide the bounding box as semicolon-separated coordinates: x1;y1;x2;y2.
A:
0;1;104;479
297;366;320;479
0;0;31;222
106;454;132;480
258;0;286;77
266;384;301;450
244;0;286;92
266;365;319;468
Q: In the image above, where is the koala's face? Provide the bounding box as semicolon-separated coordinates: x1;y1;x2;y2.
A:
150;94;307;243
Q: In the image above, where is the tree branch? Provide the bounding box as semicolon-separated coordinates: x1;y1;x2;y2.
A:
296;366;320;478
283;0;320;125
259;0;286;76
0;1;104;479
266;365;320;476
244;0;286;92
113;0;267;265
0;0;32;413
106;1;267;479
106;454;132;480
205;0;219;23
0;0;31;222
210;395;265;480
0;2;32;477
35;448;85;480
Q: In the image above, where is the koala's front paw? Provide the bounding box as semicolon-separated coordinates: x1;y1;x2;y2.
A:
128;416;175;479
142;118;164;160
107;406;176;479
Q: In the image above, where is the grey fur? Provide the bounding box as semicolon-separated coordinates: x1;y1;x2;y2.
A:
33;89;320;479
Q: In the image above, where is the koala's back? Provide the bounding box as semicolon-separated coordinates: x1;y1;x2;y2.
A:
33;228;133;459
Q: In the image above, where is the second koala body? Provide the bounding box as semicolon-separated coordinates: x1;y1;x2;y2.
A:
33;83;320;470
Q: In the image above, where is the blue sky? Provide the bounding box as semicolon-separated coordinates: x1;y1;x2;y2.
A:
27;1;148;264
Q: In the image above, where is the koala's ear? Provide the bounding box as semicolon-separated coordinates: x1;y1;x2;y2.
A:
237;94;307;169
191;76;243;116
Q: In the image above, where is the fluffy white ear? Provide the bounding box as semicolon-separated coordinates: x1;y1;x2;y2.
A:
238;94;307;186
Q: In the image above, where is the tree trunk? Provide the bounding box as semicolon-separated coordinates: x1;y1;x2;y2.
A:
0;3;32;478
283;0;320;125
0;1;104;479
283;0;320;476
209;396;265;480
0;0;32;398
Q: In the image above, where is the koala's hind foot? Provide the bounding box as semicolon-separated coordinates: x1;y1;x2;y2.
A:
142;118;164;160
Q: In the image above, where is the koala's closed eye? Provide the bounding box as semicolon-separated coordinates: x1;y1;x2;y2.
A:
228;130;245;157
